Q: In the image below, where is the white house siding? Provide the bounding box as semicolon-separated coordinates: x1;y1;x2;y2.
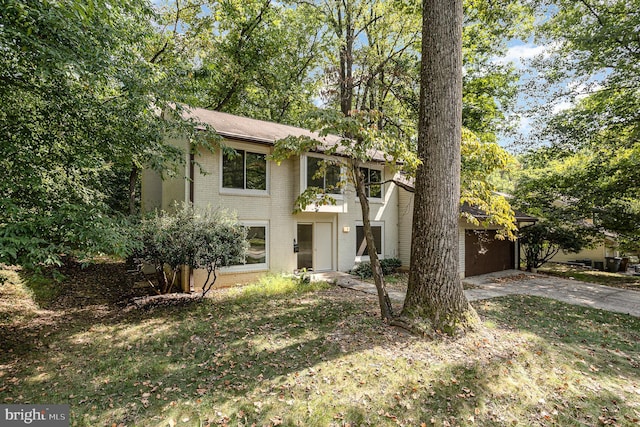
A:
397;187;414;269
160;137;190;211
153;139;401;289
141;168;163;212
458;227;466;277
335;172;400;272
188;140;297;287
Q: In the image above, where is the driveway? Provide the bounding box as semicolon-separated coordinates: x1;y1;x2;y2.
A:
334;270;640;318
463;270;640;317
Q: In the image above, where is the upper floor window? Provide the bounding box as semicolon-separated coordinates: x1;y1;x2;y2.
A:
360;167;383;199
223;150;267;191
307;156;341;194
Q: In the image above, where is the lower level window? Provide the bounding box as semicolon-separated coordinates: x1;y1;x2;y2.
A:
226;223;268;271
356;224;383;259
245;226;266;264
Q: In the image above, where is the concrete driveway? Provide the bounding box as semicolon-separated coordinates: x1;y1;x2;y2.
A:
462;270;640;317
334;270;640;318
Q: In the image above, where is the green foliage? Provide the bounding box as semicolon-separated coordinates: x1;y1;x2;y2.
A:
134;204;247;296
157;0;323;124
517;0;640;247
350;258;402;279
514;143;640;250
0;204;138;269
461;130;519;239
0;0;217;267
518;222;590;270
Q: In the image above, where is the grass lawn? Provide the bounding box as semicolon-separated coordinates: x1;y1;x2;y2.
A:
539;263;640;291
1;262;640;426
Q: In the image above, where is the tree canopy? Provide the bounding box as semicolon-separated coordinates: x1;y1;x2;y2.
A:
0;0;214;267
0;0;538;270
515;0;640;252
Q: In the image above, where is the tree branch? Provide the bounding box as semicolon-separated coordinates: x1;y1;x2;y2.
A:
579;0;640;57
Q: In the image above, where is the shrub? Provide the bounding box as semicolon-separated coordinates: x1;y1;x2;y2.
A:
381;258;402;274
351;261;373;279
519;222;589;271
350;257;402;279
134;204;248;296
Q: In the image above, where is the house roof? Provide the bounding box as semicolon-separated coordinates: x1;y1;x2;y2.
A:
180;105;388;161
461;203;538;223
180;106;537;223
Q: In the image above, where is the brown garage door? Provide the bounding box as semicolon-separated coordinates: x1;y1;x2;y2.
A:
465;230;515;277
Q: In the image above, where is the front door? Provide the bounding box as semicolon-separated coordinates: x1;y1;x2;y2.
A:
315;222;333;271
296;222;333;271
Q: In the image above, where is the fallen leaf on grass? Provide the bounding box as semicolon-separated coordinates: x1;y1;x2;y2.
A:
269;416;283;426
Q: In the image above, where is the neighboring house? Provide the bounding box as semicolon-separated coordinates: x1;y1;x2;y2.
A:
549;232;619;268
142;107;535;290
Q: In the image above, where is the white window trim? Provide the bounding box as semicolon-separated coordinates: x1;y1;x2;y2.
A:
355;221;384;262
358;165;384;203
222;221;269;273
219;143;270;196
301;153;344;200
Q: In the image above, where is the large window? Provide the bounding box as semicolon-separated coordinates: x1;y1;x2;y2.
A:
307;156;341;194
355;223;383;260
223;150;267;191
226;223;268;271
360;167;383;199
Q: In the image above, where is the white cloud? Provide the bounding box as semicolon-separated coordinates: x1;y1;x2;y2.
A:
518;115;533;134
551;100;573;114
493;42;556;69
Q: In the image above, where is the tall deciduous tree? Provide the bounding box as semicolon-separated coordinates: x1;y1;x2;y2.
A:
516;0;640;251
0;0;213;267
154;0;324;125
398;0;479;335
272;0;422;321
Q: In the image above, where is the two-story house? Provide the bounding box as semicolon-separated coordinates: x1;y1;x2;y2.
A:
142;107;532;290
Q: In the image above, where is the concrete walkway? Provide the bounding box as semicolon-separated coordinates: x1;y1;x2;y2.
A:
330;270;640;318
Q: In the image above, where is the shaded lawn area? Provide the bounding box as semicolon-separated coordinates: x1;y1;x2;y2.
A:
1;263;639;426
539;263;640;291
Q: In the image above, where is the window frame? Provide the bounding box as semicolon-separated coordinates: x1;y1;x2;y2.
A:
355;221;384;262
302;153;344;199
359;166;384;201
222;221;269;273
220;144;269;196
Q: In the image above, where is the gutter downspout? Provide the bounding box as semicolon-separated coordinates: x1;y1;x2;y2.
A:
183;151;196;293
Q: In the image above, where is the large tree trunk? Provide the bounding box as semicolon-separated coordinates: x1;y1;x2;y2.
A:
399;0;478;335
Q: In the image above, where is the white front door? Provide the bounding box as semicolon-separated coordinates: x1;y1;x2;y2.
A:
315;222;333;271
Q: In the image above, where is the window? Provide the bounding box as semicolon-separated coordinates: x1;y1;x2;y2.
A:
226;223;268;271
245;226;267;265
307;156;341;194
355;224;383;260
360;167;383;199
223;150;267;191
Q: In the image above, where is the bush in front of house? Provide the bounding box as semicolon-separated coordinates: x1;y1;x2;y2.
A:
134;203;248;296
350;257;402;279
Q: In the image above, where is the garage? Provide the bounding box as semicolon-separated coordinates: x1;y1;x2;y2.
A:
465;229;515;277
